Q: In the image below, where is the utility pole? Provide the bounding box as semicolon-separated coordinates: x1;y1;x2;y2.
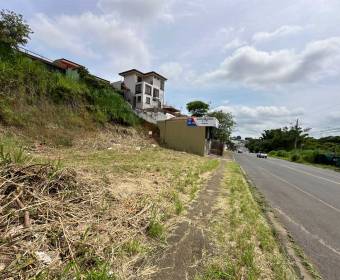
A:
294;118;299;150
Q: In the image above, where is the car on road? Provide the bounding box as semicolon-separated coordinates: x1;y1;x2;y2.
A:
257;152;267;158
237;150;243;153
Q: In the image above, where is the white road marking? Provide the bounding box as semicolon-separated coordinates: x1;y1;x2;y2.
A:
268;158;340;185
261;168;340;214
275;207;340;257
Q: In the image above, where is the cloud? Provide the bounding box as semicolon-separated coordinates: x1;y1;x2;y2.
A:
159;62;184;81
159;61;196;85
201;37;340;87
214;105;304;137
252;25;304;43
30;12;151;79
223;38;246;52
97;0;173;23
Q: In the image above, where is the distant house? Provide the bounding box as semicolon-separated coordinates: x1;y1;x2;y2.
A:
54;58;82;70
18;47;110;84
114;69;167;110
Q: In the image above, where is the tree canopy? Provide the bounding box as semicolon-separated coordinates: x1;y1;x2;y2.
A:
186;101;209;117
245;125;309;153
208;110;235;143
0;10;32;51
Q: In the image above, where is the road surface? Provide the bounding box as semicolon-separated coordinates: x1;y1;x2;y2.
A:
234;153;340;280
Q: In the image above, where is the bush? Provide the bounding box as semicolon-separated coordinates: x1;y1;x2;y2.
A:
301;150;318;163
268;151;277;156
290;153;300;162
276;150;289;158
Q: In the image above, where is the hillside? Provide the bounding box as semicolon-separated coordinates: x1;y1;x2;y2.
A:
0;51;139;146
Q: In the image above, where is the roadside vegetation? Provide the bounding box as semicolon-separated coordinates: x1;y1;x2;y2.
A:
246;125;340;169
269;149;340;171
0;129;219;279
197;162;297;280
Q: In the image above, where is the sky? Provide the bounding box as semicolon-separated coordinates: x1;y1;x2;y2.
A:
1;0;340;138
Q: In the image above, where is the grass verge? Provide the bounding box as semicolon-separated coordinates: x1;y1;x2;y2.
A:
196;162;297;280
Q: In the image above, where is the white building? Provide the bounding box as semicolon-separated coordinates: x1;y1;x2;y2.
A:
116;69;167;110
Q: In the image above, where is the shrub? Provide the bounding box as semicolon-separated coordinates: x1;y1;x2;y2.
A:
268;151;277;156
301;150;318;163
290;153;300;162
276;150;289;158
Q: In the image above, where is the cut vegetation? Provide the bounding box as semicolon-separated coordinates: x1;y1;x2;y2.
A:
0;129;218;279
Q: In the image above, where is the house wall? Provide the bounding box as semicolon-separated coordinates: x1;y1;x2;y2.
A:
158;118;207;156
124;74;138;94
122;73;165;110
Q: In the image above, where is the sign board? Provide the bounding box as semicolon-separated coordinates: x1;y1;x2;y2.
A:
187;117;219;128
187;117;197;126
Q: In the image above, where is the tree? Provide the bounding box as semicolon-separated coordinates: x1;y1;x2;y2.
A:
245;125;309;153
0;10;32;51
186;101;209;117
208;110;235;143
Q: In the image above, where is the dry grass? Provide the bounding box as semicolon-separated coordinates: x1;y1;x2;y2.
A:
0;126;218;279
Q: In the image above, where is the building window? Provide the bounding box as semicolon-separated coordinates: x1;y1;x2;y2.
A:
137;95;142;103
135;84;142;94
153;88;159;98
137;76;142;82
146;97;151;104
160;80;164;90
145;84;152;95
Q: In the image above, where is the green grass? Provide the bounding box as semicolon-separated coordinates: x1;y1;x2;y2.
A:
121;240;145;256
172;191;184;215
147;220;165;239
0;53;139;146
197;162;297;280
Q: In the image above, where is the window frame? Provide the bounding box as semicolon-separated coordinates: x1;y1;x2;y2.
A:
145;84;152;95
153;88;159;98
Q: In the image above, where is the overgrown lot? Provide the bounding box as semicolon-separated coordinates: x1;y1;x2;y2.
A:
197;162;297;280
0;128;218;279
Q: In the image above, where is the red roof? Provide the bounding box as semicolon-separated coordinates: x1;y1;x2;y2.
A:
54;58;83;70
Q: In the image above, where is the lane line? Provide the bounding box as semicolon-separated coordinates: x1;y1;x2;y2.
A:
260;167;340;214
275;207;340;257
267;158;340;185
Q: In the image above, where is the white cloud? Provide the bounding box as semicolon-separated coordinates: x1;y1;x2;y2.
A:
201;37;340;87
97;0;174;23
252;25;304;43
30;12;151;79
214;105;304;137
159;62;184;81
223;38;246;52
159;61;196;85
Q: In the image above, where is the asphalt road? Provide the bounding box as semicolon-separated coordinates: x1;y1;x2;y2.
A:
234;153;340;280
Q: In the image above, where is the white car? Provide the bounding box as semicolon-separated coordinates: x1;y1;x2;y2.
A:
257;153;267;158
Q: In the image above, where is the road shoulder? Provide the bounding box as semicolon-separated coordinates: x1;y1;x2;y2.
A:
240;163;321;280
